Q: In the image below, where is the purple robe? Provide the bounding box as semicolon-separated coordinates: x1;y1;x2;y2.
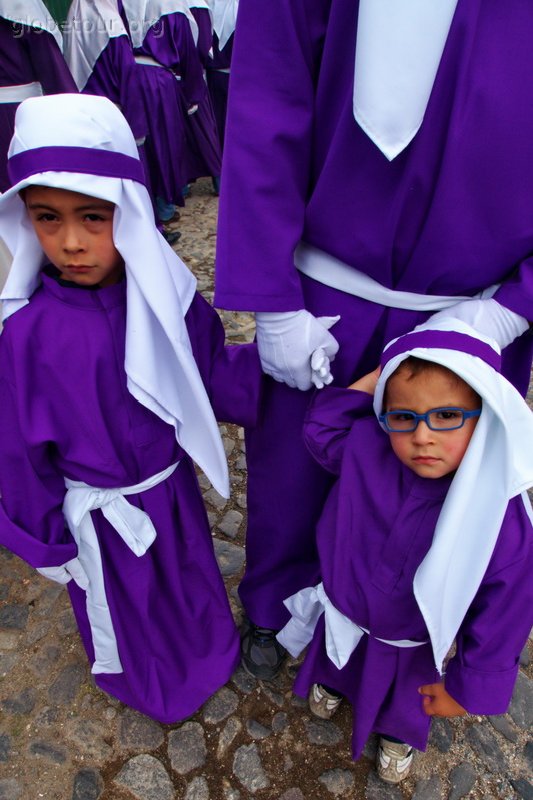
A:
0;272;262;722
292;387;533;757
0;18;77;190
214;0;533;628
205;32;233;150
83;35;147;143
183;7;221;182
118;4;206;204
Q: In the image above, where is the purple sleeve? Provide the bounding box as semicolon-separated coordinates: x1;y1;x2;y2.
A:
493;257;533;321
191;8;213;67
27;30;78;94
0;337;77;569
303;387;374;474
185;292;263;427
444;499;533;714
214;0;330;312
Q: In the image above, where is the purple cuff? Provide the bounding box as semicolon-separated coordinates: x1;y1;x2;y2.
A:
8;146;146;188
382;330;501;372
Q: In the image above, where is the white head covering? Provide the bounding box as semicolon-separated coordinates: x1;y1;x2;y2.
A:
374;318;533;673
0;0;63;48
121;0;198;48
0;93;230;498
63;0;129;91
353;0;459;161
207;0;238;51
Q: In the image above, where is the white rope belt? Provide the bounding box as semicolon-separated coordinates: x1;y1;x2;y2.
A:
213;67;230;73
134;55;182;79
277;583;427;670
62;461;179;674
294;242;499;311
0;82;43;104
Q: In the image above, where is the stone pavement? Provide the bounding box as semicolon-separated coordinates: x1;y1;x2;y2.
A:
0;179;532;800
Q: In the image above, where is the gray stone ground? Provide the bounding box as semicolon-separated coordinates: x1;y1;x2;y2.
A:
0;178;532;800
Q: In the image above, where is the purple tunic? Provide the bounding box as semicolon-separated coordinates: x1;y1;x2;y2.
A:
292;387;533;757
184;7;222;182
118;4;206;204
0;18;77;190
83;35;147;143
213;0;533;628
205;32;233;150
0;272;262;722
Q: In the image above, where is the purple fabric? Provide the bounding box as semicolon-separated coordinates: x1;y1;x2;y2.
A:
206;33;233;149
382;331;502;372
215;0;533;628
117;4;206;203
8;146;146;187
0;18;77;191
292;387;533;757
191;7;213;68
83;34;148;142
0;273;262;722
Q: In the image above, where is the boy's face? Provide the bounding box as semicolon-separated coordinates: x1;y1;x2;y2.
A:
24;185;124;288
384;366;480;479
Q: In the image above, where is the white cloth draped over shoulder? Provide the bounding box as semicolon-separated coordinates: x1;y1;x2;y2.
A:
0;0;63;48
63;0;130;91
207;0;238;51
353;0;459;160
121;0;199;48
0;93;229;498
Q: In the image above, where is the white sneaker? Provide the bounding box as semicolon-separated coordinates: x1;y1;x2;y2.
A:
308;683;343;719
376;738;414;784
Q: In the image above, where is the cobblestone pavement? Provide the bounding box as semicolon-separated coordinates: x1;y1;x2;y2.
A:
0;179;532;800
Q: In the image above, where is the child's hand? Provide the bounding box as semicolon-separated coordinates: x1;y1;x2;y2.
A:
418;682;467;717
348;366;381;395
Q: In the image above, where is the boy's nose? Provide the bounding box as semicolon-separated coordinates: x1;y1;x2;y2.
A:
412;419;434;443
62;224;85;252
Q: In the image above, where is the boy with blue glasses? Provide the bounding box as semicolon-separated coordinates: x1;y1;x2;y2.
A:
277;318;533;785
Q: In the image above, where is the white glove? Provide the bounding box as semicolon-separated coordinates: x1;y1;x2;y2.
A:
255;309;340;390
37;557;89;590
310;347;335;389
430;299;529;349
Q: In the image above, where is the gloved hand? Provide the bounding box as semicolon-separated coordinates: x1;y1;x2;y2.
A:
255;309;340;390
36;557;89;590
310;347;335;389
430;299;529;349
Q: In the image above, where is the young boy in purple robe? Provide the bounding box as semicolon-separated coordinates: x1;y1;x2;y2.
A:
277;318;533;783
0;93;262;723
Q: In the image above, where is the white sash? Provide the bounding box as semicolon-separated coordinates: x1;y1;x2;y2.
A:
294;242;498;311
0;82;42;104
62;462;179;674
277;583;427;670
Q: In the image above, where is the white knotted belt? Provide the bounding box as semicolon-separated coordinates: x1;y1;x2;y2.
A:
62;461;179;674
0;82;43;104
294;242;499;311
134;54;182;79
277;582;427;670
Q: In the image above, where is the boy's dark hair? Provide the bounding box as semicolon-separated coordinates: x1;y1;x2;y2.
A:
385;356;481;405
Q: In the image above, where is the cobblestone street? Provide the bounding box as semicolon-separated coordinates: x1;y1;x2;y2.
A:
0;179;531;800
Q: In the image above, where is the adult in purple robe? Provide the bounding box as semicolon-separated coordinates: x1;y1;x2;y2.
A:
184;1;222;186
205;0;236;151
0;274;261;722
119;0;205;209
0;5;76;191
214;0;533;646
289;385;532;758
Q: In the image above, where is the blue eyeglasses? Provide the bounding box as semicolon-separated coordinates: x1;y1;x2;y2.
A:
379;407;481;432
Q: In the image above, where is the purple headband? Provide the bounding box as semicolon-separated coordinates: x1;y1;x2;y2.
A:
7;146;146;187
381;330;501;372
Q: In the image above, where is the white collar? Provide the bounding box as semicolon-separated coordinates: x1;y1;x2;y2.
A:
64;0;129;90
353;0;459;160
121;0;198;48
207;0;238;50
0;0;62;48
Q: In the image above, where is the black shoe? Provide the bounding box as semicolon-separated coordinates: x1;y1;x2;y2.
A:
163;229;181;245
241;620;287;680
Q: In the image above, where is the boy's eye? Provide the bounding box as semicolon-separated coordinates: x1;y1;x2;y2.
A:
389;412;415;422
84;213;106;222
36;212;58;222
435;410;460;420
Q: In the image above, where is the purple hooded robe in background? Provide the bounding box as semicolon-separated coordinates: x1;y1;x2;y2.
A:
292;387;532;757
205;30;232;150
0;17;77;190
214;0;533;630
118;2;205;205
183;5;222;183
0;272;262;722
